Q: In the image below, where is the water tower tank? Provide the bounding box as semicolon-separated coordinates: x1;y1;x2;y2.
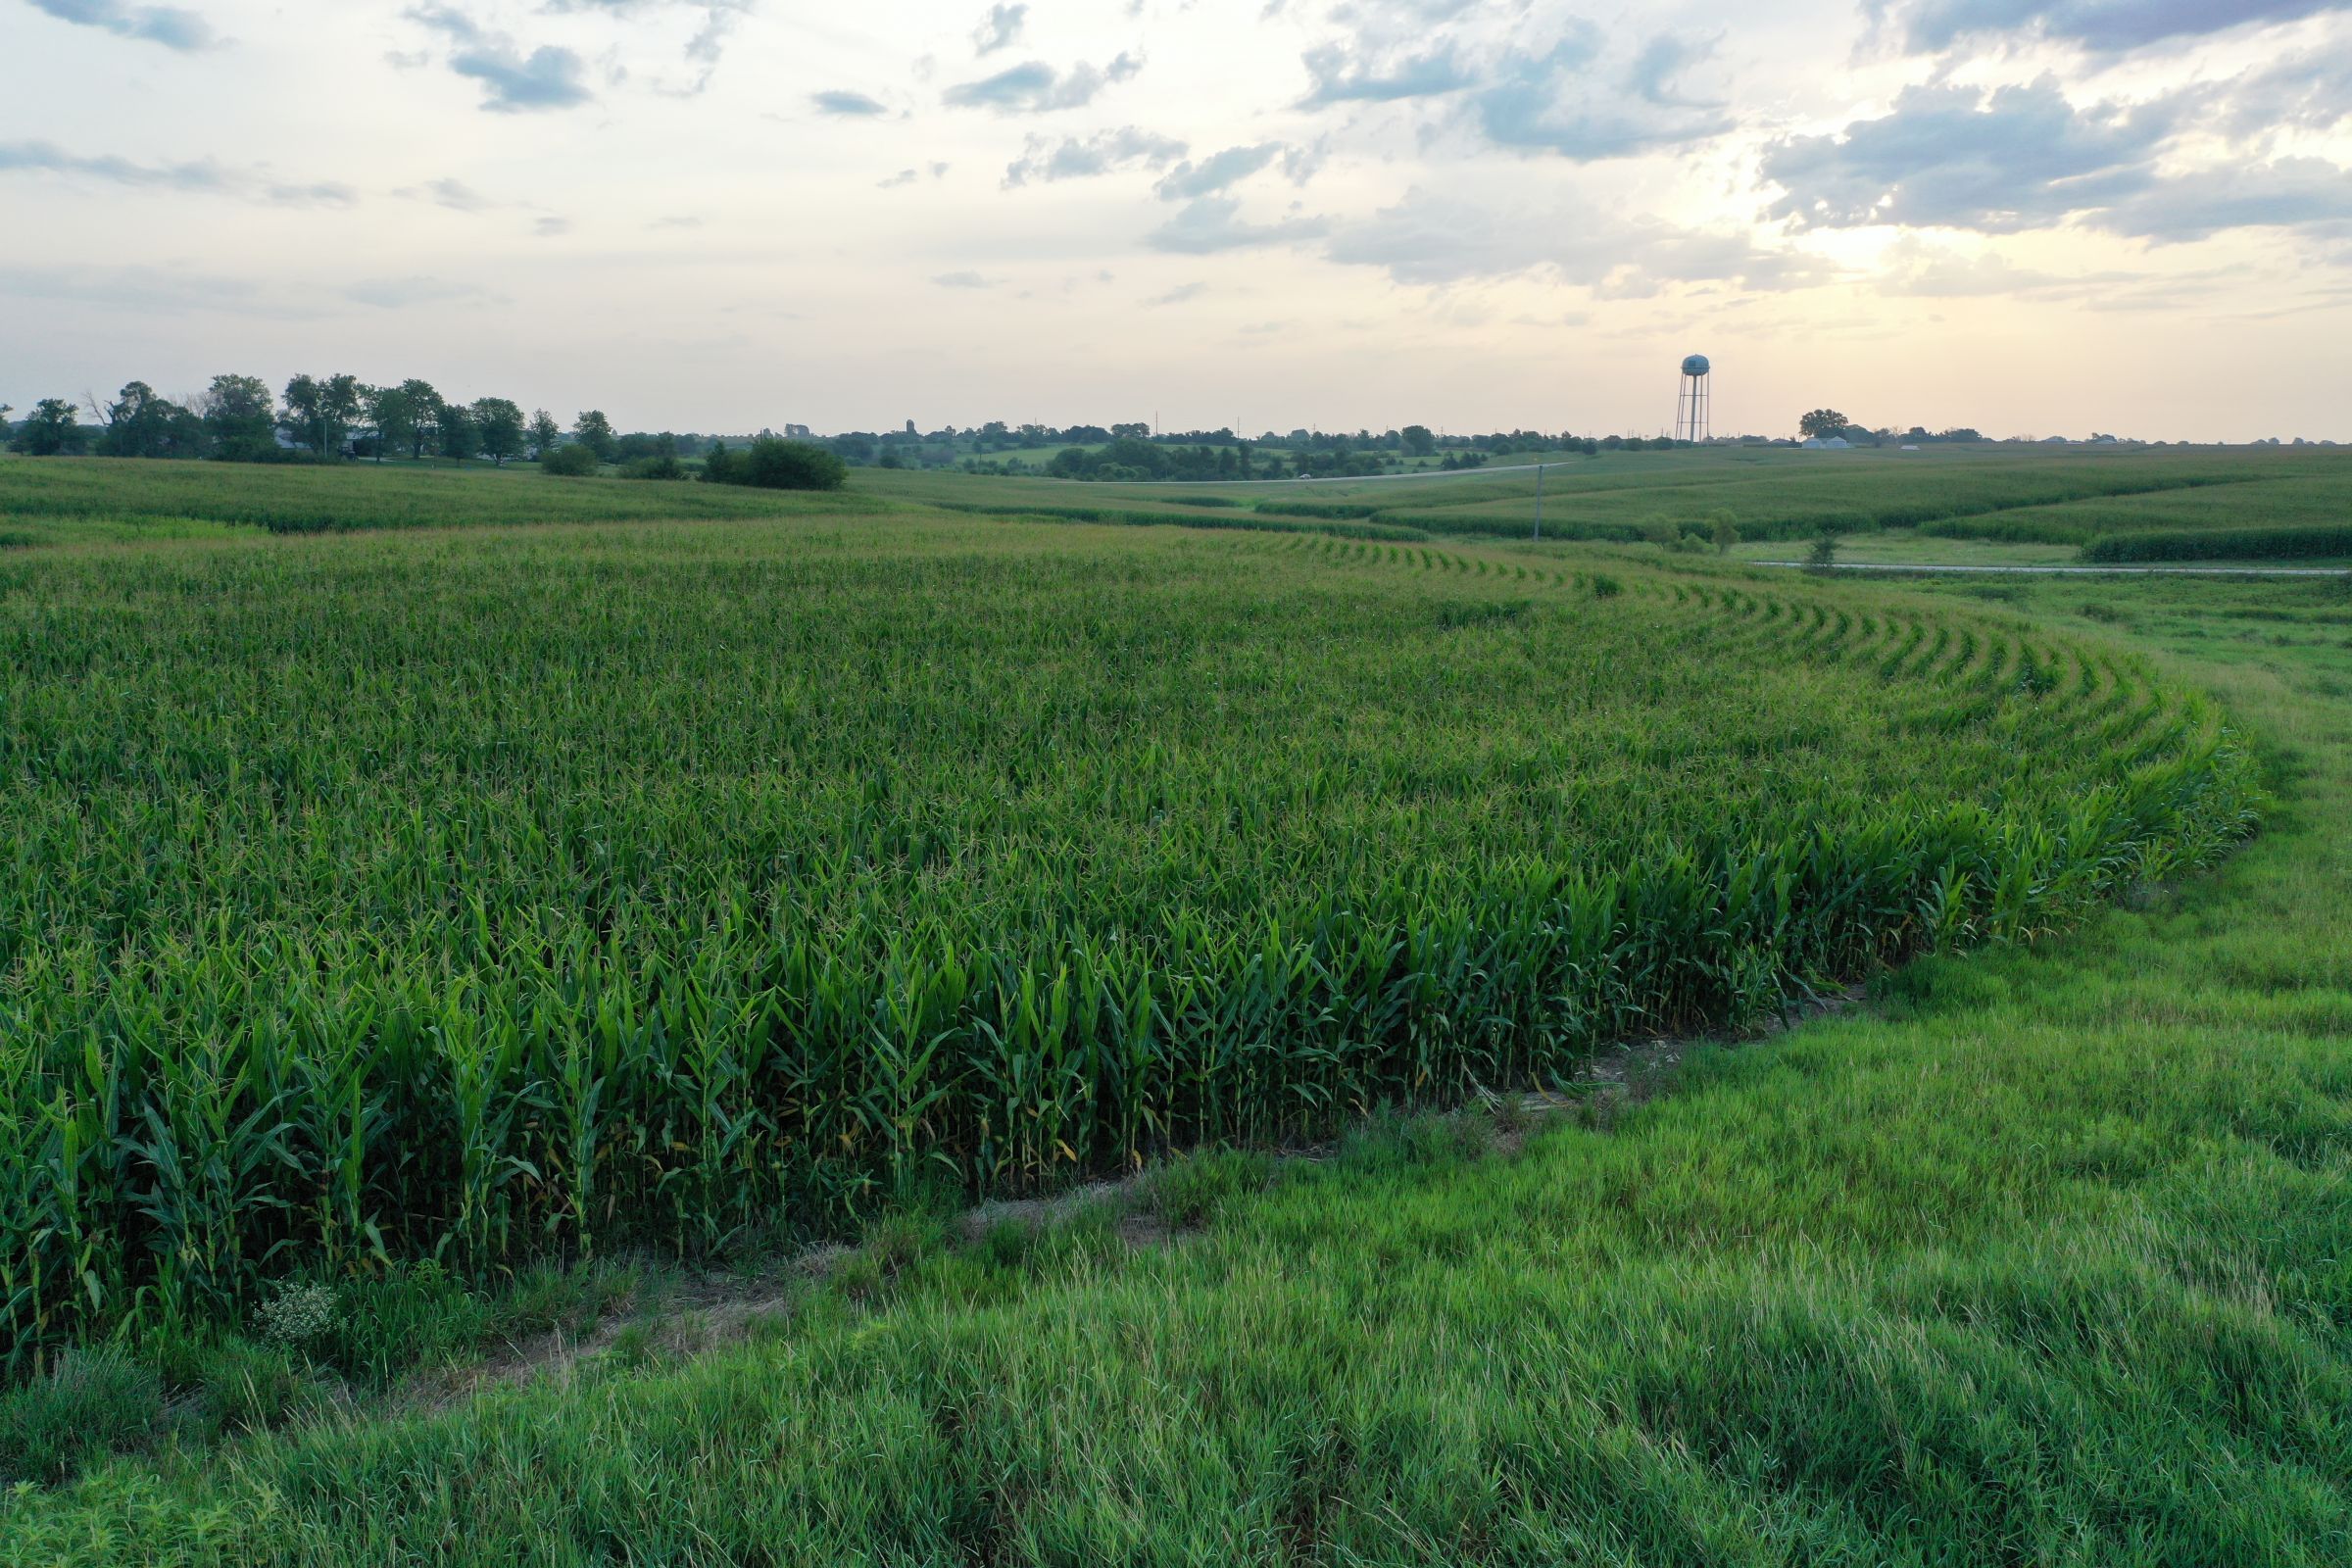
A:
1681;354;1711;378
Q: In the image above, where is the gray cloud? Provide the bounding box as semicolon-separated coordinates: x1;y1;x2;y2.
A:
945;53;1142;113
1153;143;1282;201
1462;26;1734;159
1880;0;2349;52
408;6;593;113
1298;42;1472;106
25;0;215;51
400;176;492;212
811;89;890;116
1004;126;1185;187
1298;17;1736;161
1145;196;1329;254
1763;79;2167;233
972;2;1025;54
931;270;995;287
1764;78;2352;246
1145;282;1207;306
2096;159;2352;242
0;140;355;206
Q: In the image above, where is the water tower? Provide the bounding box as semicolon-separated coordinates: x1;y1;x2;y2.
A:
1674;354;1711;443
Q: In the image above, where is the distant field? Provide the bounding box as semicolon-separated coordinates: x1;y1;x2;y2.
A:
0;456;875;541
859;444;2352;559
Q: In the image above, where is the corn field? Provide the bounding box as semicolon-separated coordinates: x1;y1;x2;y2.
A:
0;511;2259;1363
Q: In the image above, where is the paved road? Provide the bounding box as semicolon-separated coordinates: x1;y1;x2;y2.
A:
1746;561;2351;578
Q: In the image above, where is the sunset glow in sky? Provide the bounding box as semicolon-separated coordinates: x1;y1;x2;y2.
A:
5;0;2349;439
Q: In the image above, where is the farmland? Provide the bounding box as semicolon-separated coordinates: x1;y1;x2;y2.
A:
0;457;2261;1358
1;455;2346;1564
865;442;2352;560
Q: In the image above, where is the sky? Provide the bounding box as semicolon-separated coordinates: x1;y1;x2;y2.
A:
2;0;2349;441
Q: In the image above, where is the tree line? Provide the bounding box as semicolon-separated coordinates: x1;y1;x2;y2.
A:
2;376;844;490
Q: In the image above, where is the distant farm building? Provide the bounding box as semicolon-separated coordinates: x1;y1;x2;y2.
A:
1801;436;1852;450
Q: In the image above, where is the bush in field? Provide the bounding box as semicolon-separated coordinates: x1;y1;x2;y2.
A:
541;444;601;476
706;436;848;491
622;455;686;480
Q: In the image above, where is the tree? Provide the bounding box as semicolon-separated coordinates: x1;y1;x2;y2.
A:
280;373;362;458
705;435;846;491
1709;510;1740;555
1806;524;1841;573
397;380;444;461
365;383;416;464
1798;409;1851;441
527;410;562;462
202;374;277;461
1400;424;1436;459
10;397;86;455
541;443;600;476
438;403;478;464
573;410;616;461
472;398;526;466
97;381;192;459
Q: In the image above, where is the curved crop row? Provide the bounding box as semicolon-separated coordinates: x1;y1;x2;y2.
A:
0;520;2258;1361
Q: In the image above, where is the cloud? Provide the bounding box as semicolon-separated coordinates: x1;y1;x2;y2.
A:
408;6;594;113
1297;15;1736;162
1322;187;1820;292
931;270;995;287
1468;29;1733;159
1625;32;1719;109
0;261;295;316
342;275;501;308
1762;79;2168;233
879;164;951;188
1145;281;1207;306
533;215;572;236
0;140;355;206
1153;143;1282;201
1145;196;1329;254
1004;126;1185;187
24;0;215;51
811;89;890;116
972;2;1025;54
1298;42;1473;106
538;0;750;97
944;53;1141;113
2095;158;2352;243
1878;0;2350;52
398;176;493;212
1763;77;2352;246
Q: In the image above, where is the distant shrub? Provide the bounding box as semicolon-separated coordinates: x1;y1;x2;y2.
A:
1590;573;1624;599
707;436;846;492
621;455;686;481
540;444;600;477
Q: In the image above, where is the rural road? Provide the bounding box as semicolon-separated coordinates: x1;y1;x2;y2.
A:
1747;561;2352;577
